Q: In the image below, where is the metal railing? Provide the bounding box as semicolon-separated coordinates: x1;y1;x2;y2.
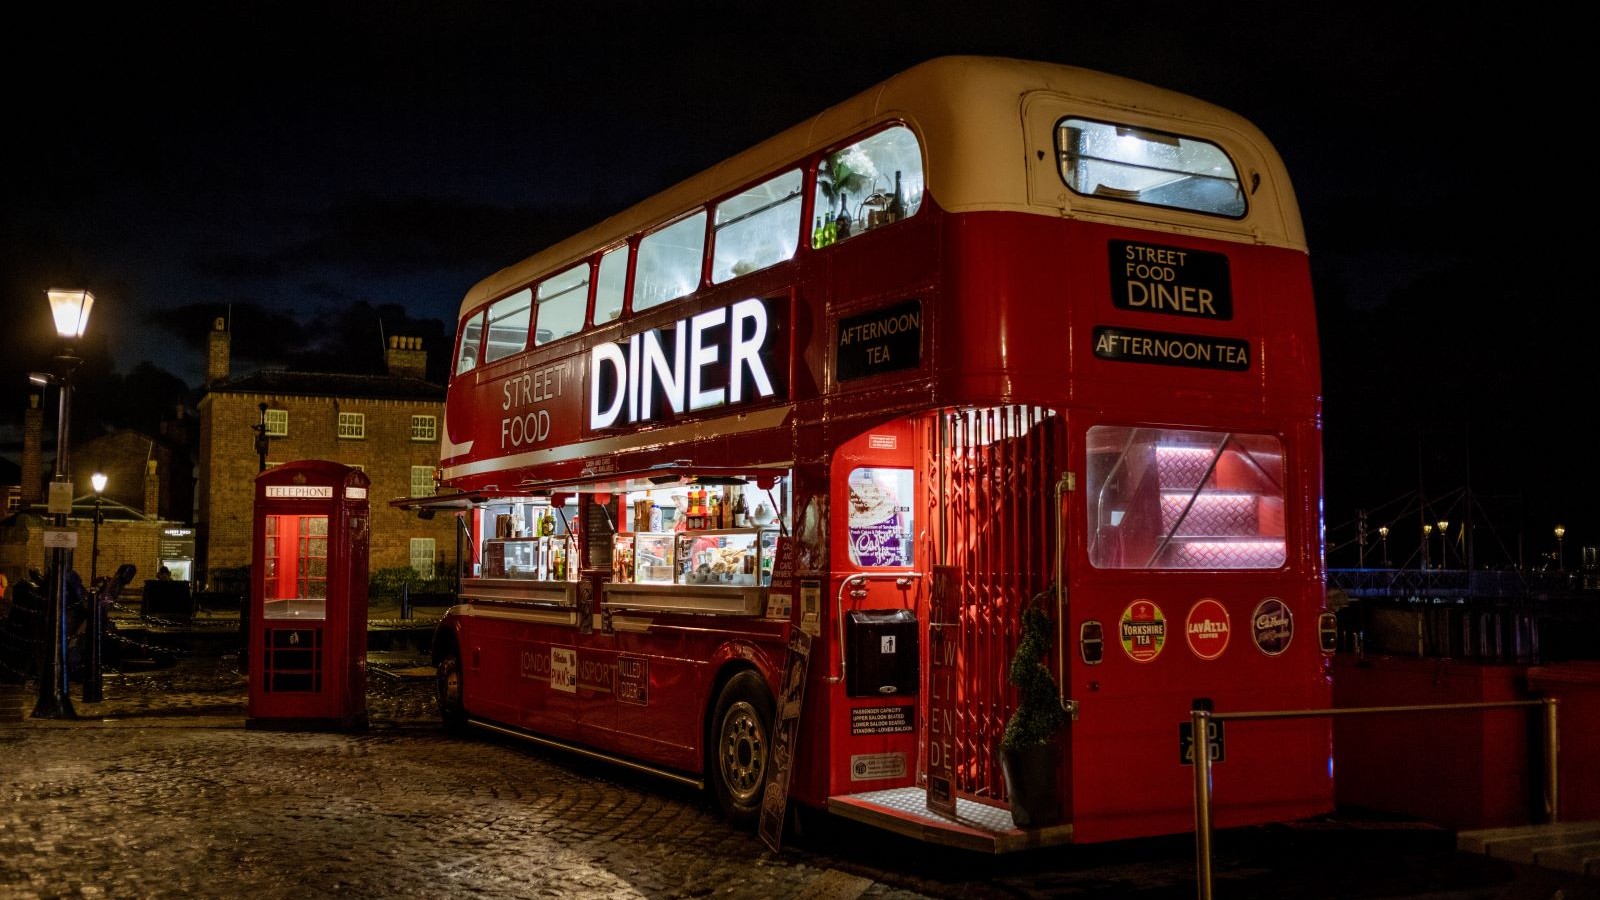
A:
1190;698;1559;900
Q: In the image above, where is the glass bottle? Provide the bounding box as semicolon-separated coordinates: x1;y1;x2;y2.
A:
539;508;555;536
888;170;904;222
813;215;825;248
835;192;852;240
733;492;748;528
821;211;836;246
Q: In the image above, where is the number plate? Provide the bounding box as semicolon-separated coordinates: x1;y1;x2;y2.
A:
1179;720;1226;765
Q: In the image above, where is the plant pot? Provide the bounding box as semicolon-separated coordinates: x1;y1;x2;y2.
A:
999;741;1061;828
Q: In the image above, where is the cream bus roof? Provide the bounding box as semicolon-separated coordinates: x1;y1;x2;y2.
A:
462;55;1305;316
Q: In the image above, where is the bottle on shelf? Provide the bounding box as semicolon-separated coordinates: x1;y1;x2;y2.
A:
888;170;904;222
539;508;555;536
835;192;852;240
813;215;825;248
733;492;749;528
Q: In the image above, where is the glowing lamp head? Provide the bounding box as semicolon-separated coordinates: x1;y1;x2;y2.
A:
46;289;95;339
1554;524;1566;541
91;472;107;495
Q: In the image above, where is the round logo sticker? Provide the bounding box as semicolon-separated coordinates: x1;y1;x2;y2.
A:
1119;600;1166;663
1185;598;1231;660
1252;597;1293;656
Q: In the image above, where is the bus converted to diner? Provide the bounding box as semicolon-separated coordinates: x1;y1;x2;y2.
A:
399;55;1330;851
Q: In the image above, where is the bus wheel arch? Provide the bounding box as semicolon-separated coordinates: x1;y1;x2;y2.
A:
705;665;775;827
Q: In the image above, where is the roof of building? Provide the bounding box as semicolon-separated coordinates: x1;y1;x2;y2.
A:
207;370;445;402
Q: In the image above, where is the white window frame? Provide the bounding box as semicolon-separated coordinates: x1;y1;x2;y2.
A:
337;412;365;440
411;415;438;442
264;408;288;437
410;465;436;498
409;538;437;577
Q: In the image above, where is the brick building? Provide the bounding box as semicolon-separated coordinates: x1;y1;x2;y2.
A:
195;319;454;583
0;392;187;589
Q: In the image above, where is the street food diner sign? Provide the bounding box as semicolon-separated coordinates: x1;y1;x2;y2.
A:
1096;239;1249;372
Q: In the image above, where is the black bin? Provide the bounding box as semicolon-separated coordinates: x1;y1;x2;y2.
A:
141;579;193;618
846;609;919;697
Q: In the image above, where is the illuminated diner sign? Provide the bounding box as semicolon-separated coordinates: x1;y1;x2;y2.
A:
1109;240;1232;320
589;297;785;429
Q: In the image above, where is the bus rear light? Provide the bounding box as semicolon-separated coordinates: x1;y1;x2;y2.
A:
1080;620;1104;665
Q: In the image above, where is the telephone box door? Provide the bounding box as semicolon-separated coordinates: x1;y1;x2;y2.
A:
247;460;371;729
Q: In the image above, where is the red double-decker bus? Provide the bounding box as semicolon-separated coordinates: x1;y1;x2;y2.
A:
403;55;1330;851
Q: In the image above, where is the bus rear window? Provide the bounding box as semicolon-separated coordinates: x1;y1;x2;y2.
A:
1086;426;1285;569
1058;118;1245;217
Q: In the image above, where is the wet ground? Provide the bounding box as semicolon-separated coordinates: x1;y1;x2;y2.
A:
1;652;1596;899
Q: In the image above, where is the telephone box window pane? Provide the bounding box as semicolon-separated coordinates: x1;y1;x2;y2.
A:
455;311;485;375
712;169;802;284
535;264;589;346
264;514;328;618
483;288;532;363
1086;426;1286;569
1057;118;1245;217
632;211;707;312
594;245;627;324
845;467;914;567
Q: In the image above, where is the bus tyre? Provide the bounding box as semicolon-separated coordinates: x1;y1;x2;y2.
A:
709;670;774;827
437;651;468;734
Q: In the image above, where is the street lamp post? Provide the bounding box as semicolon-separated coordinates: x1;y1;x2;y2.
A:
1422;524;1433;570
1437;520;1449;570
1378;526;1390;567
1555;524;1566;573
86;471;107;703
33;288;93;720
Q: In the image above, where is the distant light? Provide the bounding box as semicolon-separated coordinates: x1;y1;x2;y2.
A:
28;371;51;386
46;289;95;339
91;472;107;494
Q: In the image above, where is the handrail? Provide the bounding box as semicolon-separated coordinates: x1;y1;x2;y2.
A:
1190;698;1559;900
826;572;922;684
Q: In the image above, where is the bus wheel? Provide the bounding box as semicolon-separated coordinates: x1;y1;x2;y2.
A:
709;670;773;826
437;651;468;734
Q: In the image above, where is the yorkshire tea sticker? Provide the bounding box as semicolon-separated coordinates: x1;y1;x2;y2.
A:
1119;599;1166;663
1252;597;1293;656
1185;598;1232;661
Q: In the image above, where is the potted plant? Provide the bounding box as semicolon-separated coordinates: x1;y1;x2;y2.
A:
998;591;1067;827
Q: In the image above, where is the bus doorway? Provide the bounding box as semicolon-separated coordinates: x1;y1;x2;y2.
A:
825;407;1068;846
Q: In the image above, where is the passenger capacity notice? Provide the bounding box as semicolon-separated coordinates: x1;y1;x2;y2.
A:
850;705;913;735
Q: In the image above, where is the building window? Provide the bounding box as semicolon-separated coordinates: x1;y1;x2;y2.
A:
410;538;437;577
264;409;288;437
337;412;365;440
411;415;437;442
410;465;435;498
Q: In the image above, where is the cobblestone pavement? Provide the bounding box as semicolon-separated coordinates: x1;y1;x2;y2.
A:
1;655;1595;900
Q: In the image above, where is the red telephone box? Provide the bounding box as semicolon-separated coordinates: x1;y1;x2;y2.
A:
247;460;370;730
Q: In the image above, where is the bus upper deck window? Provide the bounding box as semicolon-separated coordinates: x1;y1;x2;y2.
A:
1058;118;1246;218
712;169;802;284
535;263;589;346
633;210;707;312
454;310;485;375
482;288;532;364
594;245;627;325
813;125;923;249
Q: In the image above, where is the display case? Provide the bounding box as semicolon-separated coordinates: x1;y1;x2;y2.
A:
675;529;776;586
482;536;577;582
613;533;636;583
634;533;675;584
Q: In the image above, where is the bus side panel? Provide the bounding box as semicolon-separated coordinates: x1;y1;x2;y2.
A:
580;618;787;775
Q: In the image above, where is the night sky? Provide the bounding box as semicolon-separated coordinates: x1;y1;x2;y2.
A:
2;2;1592;567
